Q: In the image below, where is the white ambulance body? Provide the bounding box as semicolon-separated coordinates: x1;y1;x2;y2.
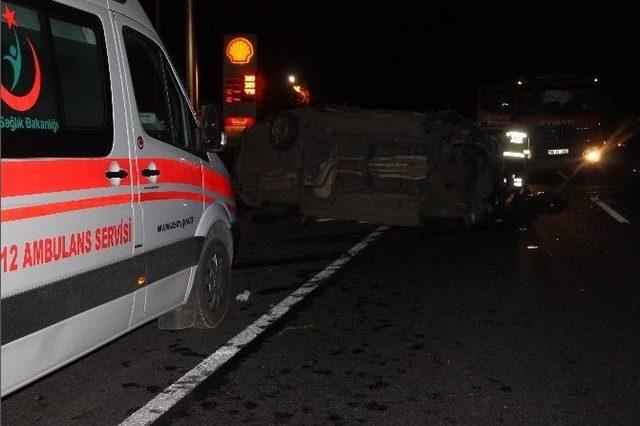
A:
1;0;236;395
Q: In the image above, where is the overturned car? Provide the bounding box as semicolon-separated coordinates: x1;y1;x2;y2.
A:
234;106;503;227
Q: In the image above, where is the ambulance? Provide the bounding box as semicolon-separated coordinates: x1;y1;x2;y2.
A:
1;0;236;395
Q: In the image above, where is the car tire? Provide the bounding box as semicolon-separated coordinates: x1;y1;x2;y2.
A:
193;235;232;329
269;112;299;151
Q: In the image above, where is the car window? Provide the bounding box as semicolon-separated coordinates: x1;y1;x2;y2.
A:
163;62;188;149
163;61;197;151
0;1;112;158
123;28;173;144
50;17;106;128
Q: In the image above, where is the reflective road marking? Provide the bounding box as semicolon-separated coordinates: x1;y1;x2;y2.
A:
120;225;388;426
590;197;630;224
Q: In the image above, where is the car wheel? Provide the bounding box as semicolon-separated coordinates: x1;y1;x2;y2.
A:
269;112;299;151
194;236;232;328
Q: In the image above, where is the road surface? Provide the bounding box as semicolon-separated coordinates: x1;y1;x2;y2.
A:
2;178;639;425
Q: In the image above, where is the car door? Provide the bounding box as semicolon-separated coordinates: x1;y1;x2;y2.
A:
1;0;136;395
116;16;204;318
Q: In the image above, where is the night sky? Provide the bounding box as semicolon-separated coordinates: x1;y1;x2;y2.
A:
140;0;640;119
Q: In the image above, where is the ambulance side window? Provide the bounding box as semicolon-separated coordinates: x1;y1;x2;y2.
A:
0;1;112;158
162;60;197;151
123;28;173;144
123;27;197;152
50;18;106;128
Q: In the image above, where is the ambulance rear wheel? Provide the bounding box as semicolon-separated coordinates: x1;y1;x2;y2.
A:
195;237;231;328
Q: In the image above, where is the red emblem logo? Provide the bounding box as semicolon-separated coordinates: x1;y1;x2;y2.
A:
1;4;42;112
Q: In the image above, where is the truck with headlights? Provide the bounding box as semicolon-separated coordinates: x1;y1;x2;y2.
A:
507;75;606;173
479;75;610;188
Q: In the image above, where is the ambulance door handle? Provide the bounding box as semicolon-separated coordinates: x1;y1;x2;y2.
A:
141;162;160;183
141;168;161;177
105;161;128;187
105;170;129;179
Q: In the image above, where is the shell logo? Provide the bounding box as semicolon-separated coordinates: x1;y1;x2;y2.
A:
226;37;254;65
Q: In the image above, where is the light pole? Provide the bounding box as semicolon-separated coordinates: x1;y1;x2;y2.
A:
185;0;198;110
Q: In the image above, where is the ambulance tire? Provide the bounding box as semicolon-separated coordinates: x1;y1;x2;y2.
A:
269;113;299;151
193;235;232;329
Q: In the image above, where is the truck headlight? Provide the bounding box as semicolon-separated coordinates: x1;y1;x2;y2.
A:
503;151;526;158
583;147;601;163
506;131;527;144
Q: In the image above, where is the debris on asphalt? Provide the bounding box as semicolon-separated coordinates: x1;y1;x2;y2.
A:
235;290;251;302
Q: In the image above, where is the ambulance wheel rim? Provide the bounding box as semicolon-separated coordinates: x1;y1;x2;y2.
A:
204;252;225;311
196;237;231;329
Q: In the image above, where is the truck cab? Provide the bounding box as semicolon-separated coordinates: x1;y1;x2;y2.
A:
509;75;605;172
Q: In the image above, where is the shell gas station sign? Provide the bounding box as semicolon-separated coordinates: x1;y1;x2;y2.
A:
226;37;254;64
223;34;257;137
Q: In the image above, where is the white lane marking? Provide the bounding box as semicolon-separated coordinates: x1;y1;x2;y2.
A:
590;197;630;224
556;171;570;180
120;225;388;426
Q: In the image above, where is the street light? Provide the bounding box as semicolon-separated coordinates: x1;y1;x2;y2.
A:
288;74;296;84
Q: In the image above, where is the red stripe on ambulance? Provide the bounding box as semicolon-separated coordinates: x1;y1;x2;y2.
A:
138;191;212;204
203;168;233;198
1;158;233;222
0;194;132;223
1;159;231;198
0;191;216;223
0;159;132;197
